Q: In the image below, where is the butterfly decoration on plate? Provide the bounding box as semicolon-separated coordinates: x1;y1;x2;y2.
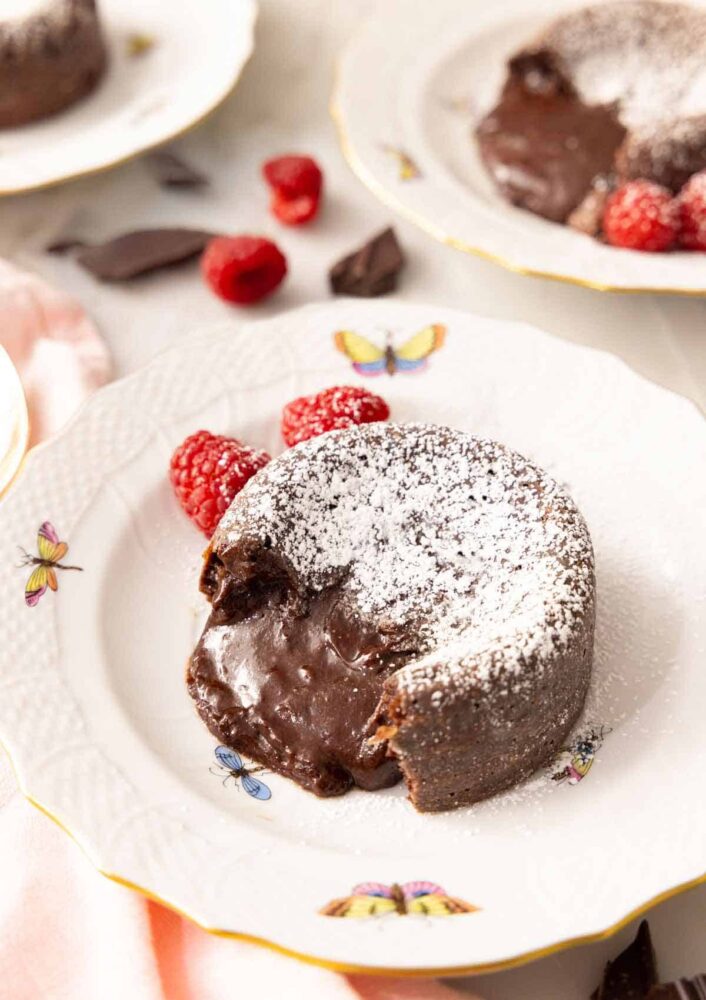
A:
210;746;271;801
380;145;421;181
334;324;446;376
551;725;611;785
320;881;478;918
19;521;82;607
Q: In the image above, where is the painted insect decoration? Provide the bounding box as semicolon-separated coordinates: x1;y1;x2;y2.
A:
334;324;446;376
20;521;82;607
210;746;271;801
551;725;611;785
380;145;420;181
320;881;478;918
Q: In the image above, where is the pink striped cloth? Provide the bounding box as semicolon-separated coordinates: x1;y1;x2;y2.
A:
0;260;478;1000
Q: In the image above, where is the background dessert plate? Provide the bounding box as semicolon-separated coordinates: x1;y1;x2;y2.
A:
0;0;256;195
332;0;706;295
0;300;704;974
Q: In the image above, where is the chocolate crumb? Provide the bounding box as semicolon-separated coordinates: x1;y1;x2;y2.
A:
75;228;216;282
568;175;614;237
329;227;404;297
148;151;208;188
646;976;706;999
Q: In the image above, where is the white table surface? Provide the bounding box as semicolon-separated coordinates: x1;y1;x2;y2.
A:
0;1;703;995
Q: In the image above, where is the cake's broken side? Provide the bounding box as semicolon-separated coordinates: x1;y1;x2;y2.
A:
188;543;410;797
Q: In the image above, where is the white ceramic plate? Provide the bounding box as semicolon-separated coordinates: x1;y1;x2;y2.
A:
0;0;256;195
332;0;706;296
0;301;704;975
0;346;28;498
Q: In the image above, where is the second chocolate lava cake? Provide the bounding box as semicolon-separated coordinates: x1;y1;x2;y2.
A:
188;422;595;813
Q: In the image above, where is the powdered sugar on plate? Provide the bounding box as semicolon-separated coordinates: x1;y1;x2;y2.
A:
215;422;594;698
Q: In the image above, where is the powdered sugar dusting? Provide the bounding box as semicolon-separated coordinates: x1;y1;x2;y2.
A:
215;423;594;698
0;0;94;45
538;1;706;128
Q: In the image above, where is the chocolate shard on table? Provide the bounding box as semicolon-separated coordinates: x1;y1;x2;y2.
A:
329;227;404;297
147;151;208;188
646;977;706;999
591;921;658;1000
75;228;216;281
45;238;89;255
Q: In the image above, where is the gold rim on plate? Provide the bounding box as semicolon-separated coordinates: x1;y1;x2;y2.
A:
3;728;704;976
329;85;706;299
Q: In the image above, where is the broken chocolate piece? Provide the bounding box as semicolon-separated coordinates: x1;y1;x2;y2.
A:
329;227;404;297
592;922;658;1000
646;977;706;999
75;228;216;282
45;238;89;255
147;151;208;188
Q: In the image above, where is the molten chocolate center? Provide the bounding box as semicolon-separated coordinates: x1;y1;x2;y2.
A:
476;54;627;222
188;578;407;796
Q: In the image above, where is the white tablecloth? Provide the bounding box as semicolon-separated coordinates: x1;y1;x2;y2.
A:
0;1;703;995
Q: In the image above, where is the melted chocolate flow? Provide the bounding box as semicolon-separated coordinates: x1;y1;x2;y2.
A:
476;66;626;223
189;576;405;797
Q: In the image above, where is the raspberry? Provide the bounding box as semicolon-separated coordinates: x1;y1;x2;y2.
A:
281;385;390;447
169;430;270;537
678;171;706;250
270;189;320;225
262;154;323;226
201;236;287;304
602;180;678;252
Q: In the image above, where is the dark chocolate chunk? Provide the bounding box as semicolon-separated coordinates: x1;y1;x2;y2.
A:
646;977;706;999
147;151;208;188
329;227;404;297
592;922;658;1000
75;228;216;282
45;238;89;255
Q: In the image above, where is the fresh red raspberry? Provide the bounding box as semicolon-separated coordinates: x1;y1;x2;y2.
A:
270;189;320;225
262;155;323;226
263;155;323;199
201;236;287;304
678;171;706;250
602;180;678;252
169;430;270;537
281;385;390;447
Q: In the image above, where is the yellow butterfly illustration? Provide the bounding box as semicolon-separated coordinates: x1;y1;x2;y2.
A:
20;521;82;607
381;145;421;181
334;324;446;376
320;881;478;918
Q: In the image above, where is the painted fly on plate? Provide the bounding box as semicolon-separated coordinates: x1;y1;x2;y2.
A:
210;746;271;801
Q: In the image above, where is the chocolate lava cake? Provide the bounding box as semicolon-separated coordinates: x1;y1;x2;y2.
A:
476;1;706;229
0;0;107;128
188;423;595;813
